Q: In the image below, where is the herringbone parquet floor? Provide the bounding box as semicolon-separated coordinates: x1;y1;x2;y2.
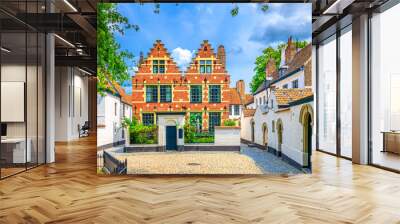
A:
1;135;400;223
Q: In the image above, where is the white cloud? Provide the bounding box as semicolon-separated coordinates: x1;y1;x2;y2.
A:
171;47;194;71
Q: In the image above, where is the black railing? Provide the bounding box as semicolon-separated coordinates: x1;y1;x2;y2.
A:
103;151;127;174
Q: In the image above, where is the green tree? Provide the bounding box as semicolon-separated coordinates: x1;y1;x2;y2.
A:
97;3;137;94
250;44;285;93
250;41;309;93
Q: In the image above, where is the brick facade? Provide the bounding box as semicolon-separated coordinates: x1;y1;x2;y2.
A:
131;40;232;131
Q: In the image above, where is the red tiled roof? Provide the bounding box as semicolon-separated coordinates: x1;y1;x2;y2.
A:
243;109;256;117
244;94;254;105
113;83;132;106
228;88;242;105
287;44;311;75
274;88;313;106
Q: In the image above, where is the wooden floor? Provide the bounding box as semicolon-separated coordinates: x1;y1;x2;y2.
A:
1;136;400;223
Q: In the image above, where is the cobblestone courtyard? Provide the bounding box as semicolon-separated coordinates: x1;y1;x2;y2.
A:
107;144;303;174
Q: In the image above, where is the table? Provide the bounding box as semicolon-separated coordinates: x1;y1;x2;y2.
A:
1;138;31;164
382;131;400;154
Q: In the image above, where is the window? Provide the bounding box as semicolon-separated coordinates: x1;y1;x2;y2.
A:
209;85;221;103
234;105;240;116
229;105;233;115
190;85;202;103
208;112;221;133
292;79;299;88
146;85;158;103
282;84;288;89
160;85;172;102
114;102;117;116
142;113;154;126
263;96;266;105
279;68;287;78
340;27;352;158
371;6;400;171
199;60;212;73
318;35;337;154
153;60;165;74
271;99;274;108
190;112;203;131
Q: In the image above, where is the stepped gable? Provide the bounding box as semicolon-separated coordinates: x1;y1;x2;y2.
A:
186;40;226;74
136;40;181;74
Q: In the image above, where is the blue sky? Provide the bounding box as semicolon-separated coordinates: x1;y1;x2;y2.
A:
115;3;311;93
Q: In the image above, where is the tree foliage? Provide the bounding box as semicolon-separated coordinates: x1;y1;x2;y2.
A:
250;40;309;93
231;3;269;16
97;3;137;94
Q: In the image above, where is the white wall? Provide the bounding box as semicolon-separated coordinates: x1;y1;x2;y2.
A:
246;102;255;109
122;103;132;120
97;93;123;147
54;67;89;141
241;99;315;166
273;70;305;89
214;127;240;146
240;115;253;142
253;90;267;108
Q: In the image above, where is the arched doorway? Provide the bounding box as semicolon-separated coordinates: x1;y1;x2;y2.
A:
262;123;268;149
276;119;283;156
251;119;255;143
299;104;313;168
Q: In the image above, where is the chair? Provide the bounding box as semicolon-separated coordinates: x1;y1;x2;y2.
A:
79;121;90;138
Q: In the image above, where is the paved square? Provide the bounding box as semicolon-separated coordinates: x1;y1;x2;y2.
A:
108;144;304;174
114;151;264;174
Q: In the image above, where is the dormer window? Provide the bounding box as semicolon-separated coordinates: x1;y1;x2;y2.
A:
153;60;165;74
199;60;212;73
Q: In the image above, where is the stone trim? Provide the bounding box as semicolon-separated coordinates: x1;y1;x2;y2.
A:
97;140;125;151
267;146;303;171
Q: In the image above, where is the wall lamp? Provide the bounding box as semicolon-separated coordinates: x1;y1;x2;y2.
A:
1;47;11;53
63;0;78;12
77;67;92;76
54;34;75;48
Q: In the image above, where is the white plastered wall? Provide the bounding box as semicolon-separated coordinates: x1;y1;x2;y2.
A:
97;93;122;147
54;67;89;141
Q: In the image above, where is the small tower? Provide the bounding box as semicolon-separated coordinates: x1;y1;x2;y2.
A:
266;58;277;81
217;45;226;69
138;51;144;65
285;36;296;65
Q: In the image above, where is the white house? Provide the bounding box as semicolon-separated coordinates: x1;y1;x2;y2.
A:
271;44;312;90
241;38;314;169
97;82;132;150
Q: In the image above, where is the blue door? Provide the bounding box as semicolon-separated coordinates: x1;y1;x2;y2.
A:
166;126;177;150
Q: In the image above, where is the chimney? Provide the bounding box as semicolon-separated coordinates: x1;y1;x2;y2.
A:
139;51;144;65
217;45;226;69
265;58;277;81
285;36;296;64
236;80;245;102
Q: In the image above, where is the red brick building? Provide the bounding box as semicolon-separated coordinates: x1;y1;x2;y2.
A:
131;40;241;132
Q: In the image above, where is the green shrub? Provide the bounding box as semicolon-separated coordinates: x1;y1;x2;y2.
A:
192;135;214;143
129;123;158;144
184;122;214;143
223;119;237;126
